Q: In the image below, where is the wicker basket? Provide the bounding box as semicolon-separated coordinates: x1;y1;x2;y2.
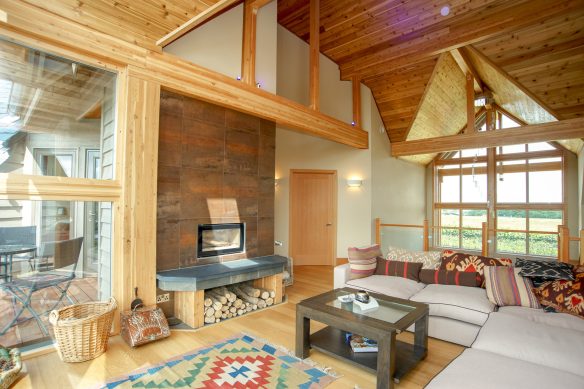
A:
0;345;21;389
49;297;117;363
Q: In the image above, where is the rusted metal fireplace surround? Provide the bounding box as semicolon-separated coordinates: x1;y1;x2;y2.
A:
197;223;245;258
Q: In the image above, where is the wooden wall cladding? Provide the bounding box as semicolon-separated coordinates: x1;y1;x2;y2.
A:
157;90;275;271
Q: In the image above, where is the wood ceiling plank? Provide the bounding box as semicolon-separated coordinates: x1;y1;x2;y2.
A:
323;0;498;59
406;53;467;143
339;0;582;81
391;118;584;157
465;46;559;124
20;0;164;51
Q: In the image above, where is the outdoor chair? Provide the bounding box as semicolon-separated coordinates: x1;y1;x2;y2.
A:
0;237;83;336
0;226;37;280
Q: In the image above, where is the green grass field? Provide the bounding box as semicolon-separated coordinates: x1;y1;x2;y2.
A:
439;214;560;257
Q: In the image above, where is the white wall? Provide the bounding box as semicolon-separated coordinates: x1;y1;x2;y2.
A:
164;3;277;93
275;26;426;259
579;148;584;231
370;102;427;253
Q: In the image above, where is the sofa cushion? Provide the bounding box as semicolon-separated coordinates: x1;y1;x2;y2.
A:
374;258;422;281
516;257;574;281
426;348;584;389
345;275;426;300
440;251;512;286
347;244;381;280
484;266;540;308
497;306;584;332
410;284;495;326
533;266;584;319
386;246;441;269
419;269;481;287
472;312;584;377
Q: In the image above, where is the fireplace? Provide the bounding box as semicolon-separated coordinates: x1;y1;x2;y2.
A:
197;223;245;258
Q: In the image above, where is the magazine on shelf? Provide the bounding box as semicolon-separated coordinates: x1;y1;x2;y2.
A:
349;335;378;353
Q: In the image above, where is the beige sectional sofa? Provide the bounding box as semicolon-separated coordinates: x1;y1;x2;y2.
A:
333;263;584;388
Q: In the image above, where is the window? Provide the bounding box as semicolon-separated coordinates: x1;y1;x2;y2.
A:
434;110;564;258
0;38;117;350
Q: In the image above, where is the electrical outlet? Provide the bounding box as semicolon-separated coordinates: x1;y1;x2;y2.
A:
156;293;170;303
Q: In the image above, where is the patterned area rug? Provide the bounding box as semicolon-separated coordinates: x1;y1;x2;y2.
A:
98;334;338;388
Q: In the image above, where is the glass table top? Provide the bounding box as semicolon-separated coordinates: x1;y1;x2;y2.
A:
325;289;416;324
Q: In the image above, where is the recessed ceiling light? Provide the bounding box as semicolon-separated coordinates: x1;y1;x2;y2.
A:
440;5;450;16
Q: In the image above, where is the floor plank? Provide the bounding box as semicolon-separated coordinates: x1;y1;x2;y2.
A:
13;266;464;388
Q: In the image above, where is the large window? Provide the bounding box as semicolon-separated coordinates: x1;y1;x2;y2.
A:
434;111;565;258
0;38;116;350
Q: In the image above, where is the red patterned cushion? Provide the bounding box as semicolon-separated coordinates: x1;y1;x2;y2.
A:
375;258;422;282
440;251;512;287
347;244;382;280
533;266;584;319
419;269;481;287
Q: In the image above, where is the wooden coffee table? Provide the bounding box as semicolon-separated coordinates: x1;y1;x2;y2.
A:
295;288;429;389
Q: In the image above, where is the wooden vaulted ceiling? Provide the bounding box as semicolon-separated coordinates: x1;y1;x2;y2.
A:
9;1;584;163
17;0;222;51
278;0;584;162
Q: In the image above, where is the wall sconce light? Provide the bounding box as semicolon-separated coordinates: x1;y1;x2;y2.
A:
346;179;363;188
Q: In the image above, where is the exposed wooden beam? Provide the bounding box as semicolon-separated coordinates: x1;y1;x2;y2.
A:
340;0;582;80
451;48;482;93
241;0;257;85
465;73;475;133
156;0;241;47
391;118;584;157
309;0;319;110
352;75;360;128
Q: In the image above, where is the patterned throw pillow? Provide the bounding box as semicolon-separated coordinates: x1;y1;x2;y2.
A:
386;246;441;270
419;269;481;287
515;258;574;281
484;266;540;308
533;266;584;319
375;258;422;282
347;244;382;280
440;251;512;286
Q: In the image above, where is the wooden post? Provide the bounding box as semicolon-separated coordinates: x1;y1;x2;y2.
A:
481;222;488;256
309;0;320;110
352;75;361;127
375;218;381;245
580;230;584;265
558;225;570;262
241;0;257;86
423;219;429;251
486;108;496;258
465;72;475;133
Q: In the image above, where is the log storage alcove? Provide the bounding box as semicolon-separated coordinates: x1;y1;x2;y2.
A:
156;255;286;328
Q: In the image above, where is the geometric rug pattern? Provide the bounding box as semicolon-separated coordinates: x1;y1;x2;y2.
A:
97;334;339;389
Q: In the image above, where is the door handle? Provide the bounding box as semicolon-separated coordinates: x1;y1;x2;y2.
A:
326;223;332;226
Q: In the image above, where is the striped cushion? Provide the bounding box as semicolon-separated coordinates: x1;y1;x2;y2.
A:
347;245;382;280
484;266;540;308
419;269;481;287
375;258;422;281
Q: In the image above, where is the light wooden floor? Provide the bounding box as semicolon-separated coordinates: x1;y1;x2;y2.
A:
14;266;464;388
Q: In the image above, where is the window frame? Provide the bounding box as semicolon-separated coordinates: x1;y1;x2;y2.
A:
433;111;567;259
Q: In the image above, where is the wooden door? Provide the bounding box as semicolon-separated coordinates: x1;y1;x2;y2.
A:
290;170;337;266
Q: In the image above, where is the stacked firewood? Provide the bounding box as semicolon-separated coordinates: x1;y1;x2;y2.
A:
203;283;276;324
